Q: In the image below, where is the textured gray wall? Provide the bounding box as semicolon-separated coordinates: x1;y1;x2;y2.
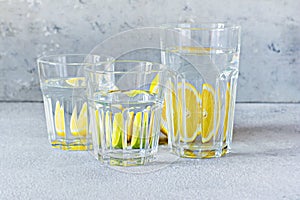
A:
0;0;299;102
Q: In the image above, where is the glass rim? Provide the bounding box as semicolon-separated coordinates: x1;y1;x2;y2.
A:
36;53;112;66
161;22;241;31
84;60;169;75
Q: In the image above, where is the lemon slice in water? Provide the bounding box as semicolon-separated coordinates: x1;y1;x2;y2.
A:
160;82;202;143
112;112;124;148
223;83;231;141
65;77;85;87
126;111;135;143
178;82;202;142
160;89;177;136
201;83;220;143
70;105;79;136
149;74;159;94
131;112;149;149
77;103;88;136
54;101;65;137
131;112;142;149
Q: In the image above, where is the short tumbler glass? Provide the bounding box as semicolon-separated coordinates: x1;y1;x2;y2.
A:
37;54;111;150
85;60;169;166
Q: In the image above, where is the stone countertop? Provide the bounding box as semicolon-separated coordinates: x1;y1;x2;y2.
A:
0;103;299;200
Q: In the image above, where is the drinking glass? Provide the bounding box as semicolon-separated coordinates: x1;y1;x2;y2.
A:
161;23;241;158
85;60;169;166
37;54;111;150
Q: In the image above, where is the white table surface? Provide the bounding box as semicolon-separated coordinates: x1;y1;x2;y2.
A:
0;103;299;200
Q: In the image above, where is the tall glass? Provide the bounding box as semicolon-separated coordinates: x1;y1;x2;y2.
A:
85;60;169;166
37;54;111;150
161;23;241;157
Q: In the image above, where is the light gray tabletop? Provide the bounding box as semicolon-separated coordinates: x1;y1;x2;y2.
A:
0;103;299;200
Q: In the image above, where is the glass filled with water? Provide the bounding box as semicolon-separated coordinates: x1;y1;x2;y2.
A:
37;54;111;150
161;23;241;158
85;60;169;166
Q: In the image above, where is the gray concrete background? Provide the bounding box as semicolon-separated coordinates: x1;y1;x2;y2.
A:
0;0;299;102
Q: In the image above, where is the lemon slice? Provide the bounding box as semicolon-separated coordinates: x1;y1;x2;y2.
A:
54;101;65;137
201;83;220;143
160;85;178;136
126;111;134;143
223;83;231;141
148;109;155;146
131;112;149;149
160;107;170;136
65;77;86;87
149;74;159;94
161;82;202;143
76;102;88;136
179;82;202;142
112;112;124;148
95;109;100;136
150;74;166;136
131;112;142;149
70;105;79;136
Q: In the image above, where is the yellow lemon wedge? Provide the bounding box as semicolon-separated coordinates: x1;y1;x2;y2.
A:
77;102;88;136
112;112;124;148
149;74;159;94
65;77;86;87
131;112;149;149
148;108;155;146
95;109;100;136
54;101;65;137
70;105;79;136
201;83;220;143
160;82;202;143
223;83;231;141
160;84;178;136
178;82;202;142
126;111;135;143
131;112;142;149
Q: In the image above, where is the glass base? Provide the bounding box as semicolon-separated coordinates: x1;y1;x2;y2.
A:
171;146;223;158
50;139;91;151
97;150;156;167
